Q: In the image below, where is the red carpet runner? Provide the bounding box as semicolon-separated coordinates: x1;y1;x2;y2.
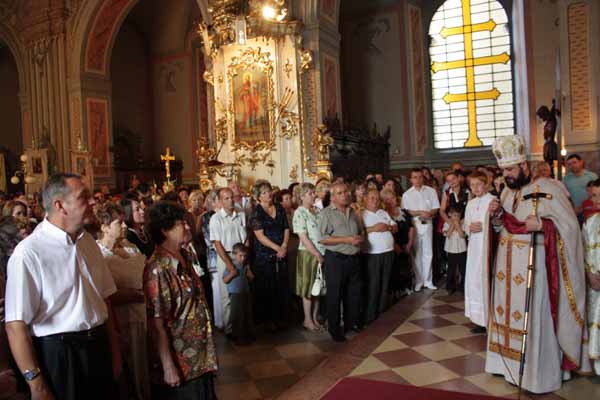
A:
322;378;509;399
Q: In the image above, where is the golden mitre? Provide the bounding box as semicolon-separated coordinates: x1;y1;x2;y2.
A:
492;135;526;168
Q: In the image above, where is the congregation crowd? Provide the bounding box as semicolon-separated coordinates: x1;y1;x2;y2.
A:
0;143;599;399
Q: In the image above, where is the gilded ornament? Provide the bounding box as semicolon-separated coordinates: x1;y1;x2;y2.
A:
513;273;525;286
289;165;298;181
512;311;522;322
300;49;313;73
203;71;214;86
284;58;293;78
312;125;334;163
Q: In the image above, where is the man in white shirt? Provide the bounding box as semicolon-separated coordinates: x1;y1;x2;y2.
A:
362;189;397;323
209;188;248;335
5;173;120;400
401;168;440;291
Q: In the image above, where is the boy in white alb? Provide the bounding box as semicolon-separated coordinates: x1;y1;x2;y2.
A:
402;168;440;291
463;171;495;334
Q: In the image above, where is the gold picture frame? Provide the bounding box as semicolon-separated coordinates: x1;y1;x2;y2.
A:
227;47;276;153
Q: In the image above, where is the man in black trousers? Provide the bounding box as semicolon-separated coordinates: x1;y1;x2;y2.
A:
319;183;364;342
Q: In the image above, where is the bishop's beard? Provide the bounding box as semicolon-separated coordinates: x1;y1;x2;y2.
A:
504;167;531;190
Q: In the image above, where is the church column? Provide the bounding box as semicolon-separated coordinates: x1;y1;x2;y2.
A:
19;4;72;171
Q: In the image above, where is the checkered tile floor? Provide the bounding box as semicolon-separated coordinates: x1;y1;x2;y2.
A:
347;292;600;400
214;291;600;399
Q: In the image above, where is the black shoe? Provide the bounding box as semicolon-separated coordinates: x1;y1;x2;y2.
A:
471;326;487;334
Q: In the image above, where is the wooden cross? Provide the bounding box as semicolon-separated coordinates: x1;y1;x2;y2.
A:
161;147;175;180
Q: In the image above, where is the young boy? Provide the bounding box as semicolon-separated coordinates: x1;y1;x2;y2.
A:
223;243;255;345
463;171;495;334
582;178;600;374
443;206;467;295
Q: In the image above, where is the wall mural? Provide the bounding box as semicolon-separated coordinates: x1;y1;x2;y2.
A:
86;98;110;176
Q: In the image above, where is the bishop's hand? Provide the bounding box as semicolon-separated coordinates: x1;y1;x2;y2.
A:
525;215;543;232
488;198;501;215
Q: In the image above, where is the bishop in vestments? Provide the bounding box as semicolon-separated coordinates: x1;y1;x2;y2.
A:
485;135;590;393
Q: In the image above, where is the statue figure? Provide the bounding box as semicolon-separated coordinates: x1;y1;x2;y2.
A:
312;125;334;163
536;99;560;176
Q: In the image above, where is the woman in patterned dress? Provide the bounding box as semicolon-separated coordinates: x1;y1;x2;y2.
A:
293;183;326;331
144;201;218;399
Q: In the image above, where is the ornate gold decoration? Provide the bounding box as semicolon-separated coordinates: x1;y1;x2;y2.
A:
160;147;176;193
196;138;216;192
275;87;299;139
289;164;298;181
215;99;232;144
203;70;214;86
512;311;522;322
284;58;293;78
496;271;506;281
227;47;278;169
513;273;525;286
489;342;522;362
496;305;505;316
312;125;334;162
300;49;313;73
558;239;585;328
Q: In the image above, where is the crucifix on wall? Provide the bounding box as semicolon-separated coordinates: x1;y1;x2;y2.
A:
161;147;176;193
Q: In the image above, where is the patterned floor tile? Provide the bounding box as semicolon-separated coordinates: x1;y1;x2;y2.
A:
216;365;253;384
422;298;447;308
408;308;435;320
466;373;520;397
394;331;445;347
372;348;431;369
434;293;466;303
246;359;295;380
215;381;263;400
437;354;487;376
450;301;466;310
440;311;471;325
276;342;323;358
254;373;299;398
412;341;471;361
352;369;410;385
428;304;465;315
349;355;389;376
411;315;456;329
425;377;493;396
452;335;489;353
372;336;408;354
286;353;327;376
393;361;460;386
392;321;424;334
429;325;476;341
555;375;600;399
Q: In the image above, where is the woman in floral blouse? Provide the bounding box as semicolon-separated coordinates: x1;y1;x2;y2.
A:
293;183;325;331
143;201;217;399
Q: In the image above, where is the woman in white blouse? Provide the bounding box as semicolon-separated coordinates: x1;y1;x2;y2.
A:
96;203;150;400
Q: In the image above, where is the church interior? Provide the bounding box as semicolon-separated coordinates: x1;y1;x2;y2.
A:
1;0;600;399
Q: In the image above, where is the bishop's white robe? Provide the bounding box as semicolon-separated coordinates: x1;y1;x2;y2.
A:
463;193;494;327
582;213;600;375
485;177;590;393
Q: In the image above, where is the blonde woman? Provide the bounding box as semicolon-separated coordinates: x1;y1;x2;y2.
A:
293;183;325;331
96;203;150;400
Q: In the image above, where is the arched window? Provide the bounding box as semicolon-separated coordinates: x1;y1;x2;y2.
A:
429;0;514;149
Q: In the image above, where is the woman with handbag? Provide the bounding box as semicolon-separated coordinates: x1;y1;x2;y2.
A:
293;183;326;331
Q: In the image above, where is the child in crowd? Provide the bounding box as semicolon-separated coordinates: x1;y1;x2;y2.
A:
582;178;600;375
463;171;496;334
223;243;255;345
581;180;598;221
443;206;467;295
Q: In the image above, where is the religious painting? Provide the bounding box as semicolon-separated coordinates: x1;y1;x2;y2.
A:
31;157;42;174
71;151;94;189
86;98;111;177
228;47;275;150
321;0;337;24
322;54;338;119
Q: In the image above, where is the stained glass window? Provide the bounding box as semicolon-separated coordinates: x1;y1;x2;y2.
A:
429;0;514;149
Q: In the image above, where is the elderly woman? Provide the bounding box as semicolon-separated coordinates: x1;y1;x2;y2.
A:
250;181;290;330
0;217;20;399
293;183;325;331
121;193;154;257
96;203;150;400
381;189;415;299
144;201;217;399
188;191;205;233
201;190;222;328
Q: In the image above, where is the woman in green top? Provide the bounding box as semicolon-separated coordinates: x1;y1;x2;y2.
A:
293;183;326;331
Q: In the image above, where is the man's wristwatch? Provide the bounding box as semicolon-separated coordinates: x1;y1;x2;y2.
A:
23;367;41;381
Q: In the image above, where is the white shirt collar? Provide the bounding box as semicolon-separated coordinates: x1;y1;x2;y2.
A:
41;219;84;245
218;207;238;219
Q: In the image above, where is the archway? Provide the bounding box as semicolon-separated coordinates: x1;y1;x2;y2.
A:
0;40;22;194
72;0;209;189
